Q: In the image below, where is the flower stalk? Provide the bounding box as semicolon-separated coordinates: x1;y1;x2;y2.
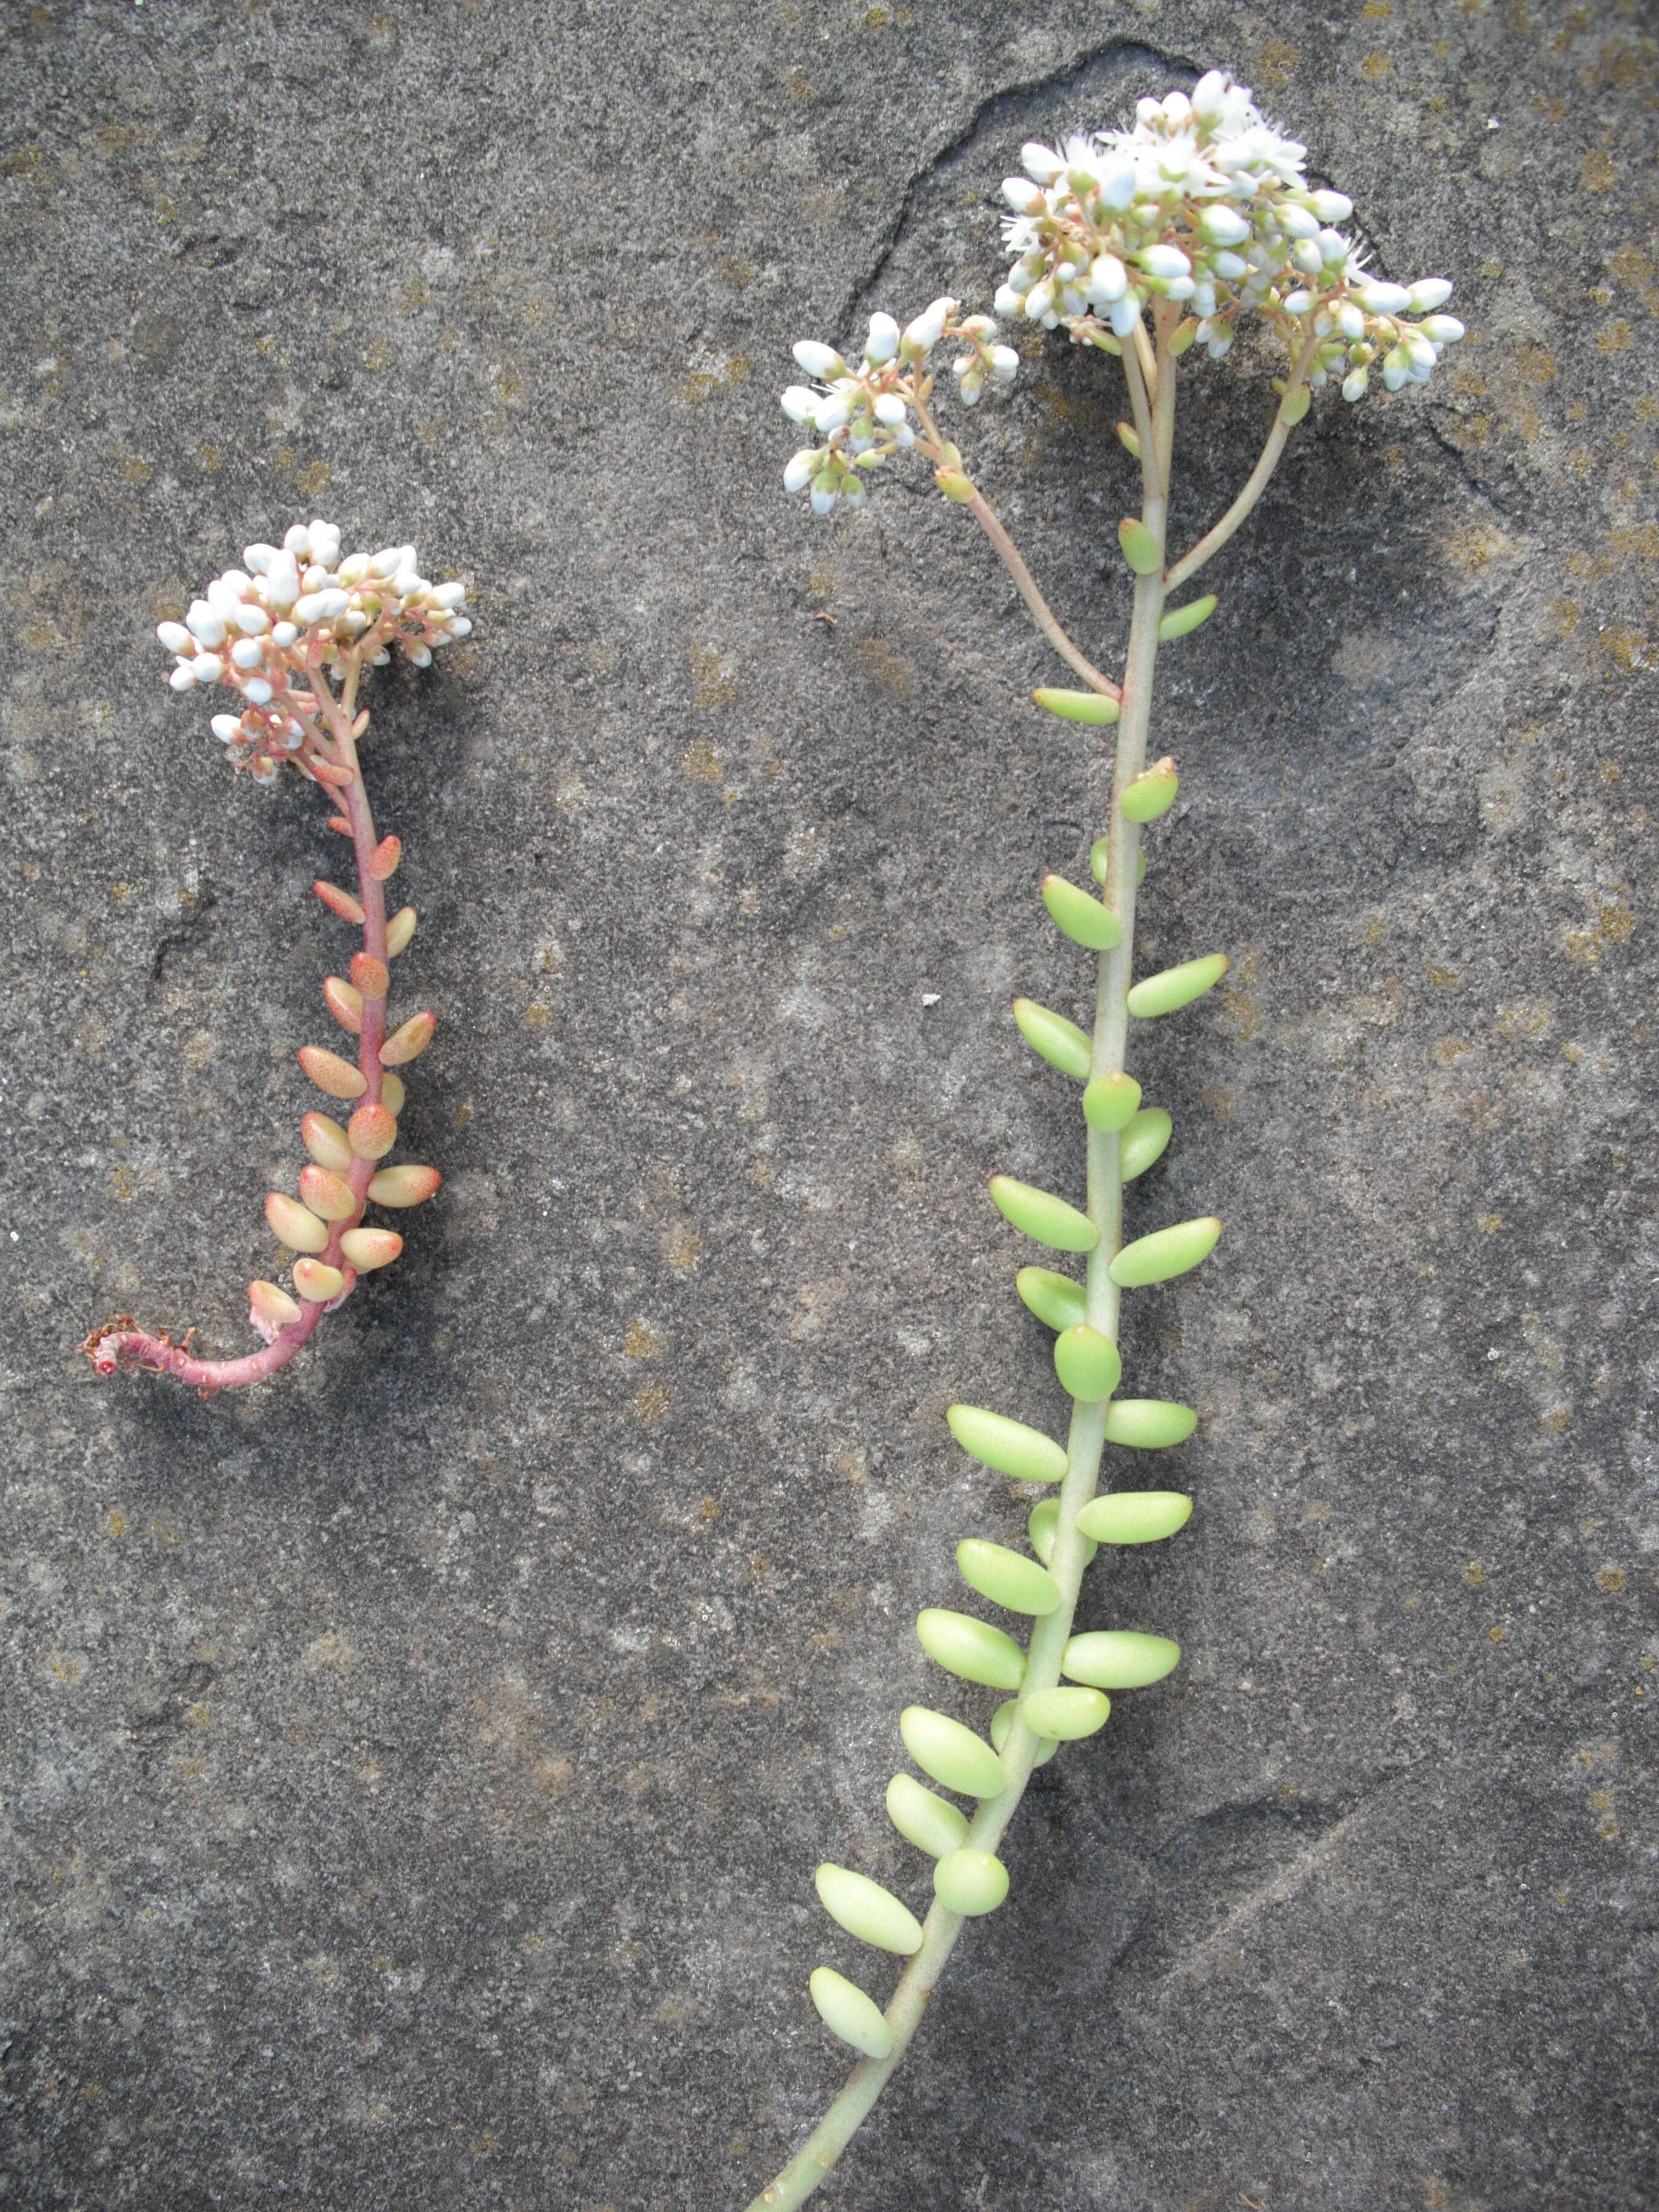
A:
82;521;468;1395
757;70;1458;2210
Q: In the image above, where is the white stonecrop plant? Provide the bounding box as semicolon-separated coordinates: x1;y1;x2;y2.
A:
751;75;1458;2210
84;520;469;1394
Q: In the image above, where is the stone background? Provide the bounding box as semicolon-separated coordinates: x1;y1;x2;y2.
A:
2;2;1655;2208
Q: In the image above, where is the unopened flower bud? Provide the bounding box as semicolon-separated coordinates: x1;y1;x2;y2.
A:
243;676;273;705
192;653;224;682
1356;280;1411;315
283;523;311;557
863;311;900;363
156;621;192;652
1309;189;1353;223
793;340;846;380
210;714;241;742
902;296;957;354
1020;141;1064;184
1198;203;1250;247
230;637;264;671
1002;175;1045;213
1418;313;1464;344
243;542;278;574
169;666;196;692
186;602;227;648
780;384;817;423
1342;366;1370;401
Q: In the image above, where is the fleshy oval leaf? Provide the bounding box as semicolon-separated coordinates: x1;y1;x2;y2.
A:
989;1176;1098;1253
916;1607;1027;1691
1120;757;1179;822
1062;1630;1181;1689
1028;1498;1098;1570
1016;1266;1086;1333
1104;1398;1198;1449
1053;1324;1122;1404
264;1193;329;1256
1082;1071;1142;1133
956;1538;1062;1617
899;1705;1008;1800
1074;1490;1193;1545
946;1404;1068;1485
1118;516;1161;574
1157;594;1216;643
1119;1107;1173;1181
933;1848;1010;1917
301;1111;354;1174
1032;687;1121;727
1013;998;1091;1081
1109;1216;1221;1288
990;1697;1058;1767
814;1863;923;1956
809;1967;892;2060
1041;873;1121;951
1125;953;1229;1020
1022;1685;1110;1739
886;1773;970;1859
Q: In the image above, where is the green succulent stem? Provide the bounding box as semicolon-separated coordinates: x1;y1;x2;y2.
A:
745;337;1179;2212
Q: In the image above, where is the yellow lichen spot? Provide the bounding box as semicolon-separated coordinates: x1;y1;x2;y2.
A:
1490;1626;1507;1643
398;275;433;315
1547;597;1579;635
689;642;735;711
857;636;910;700
1541;1407;1569;1432
1446;521;1506;572
184;1700;211;1729
103;1509;126;1539
1495;1001;1552;1040
625;1318;663;1361
1424;2183;1450;2209
1598;1567;1625;1594
1359;50;1392;79
1610;245;1652;289
634;1381;671;1426
1428;965;1460;988
117;453;152;486
677;354;750;404
1598;321;1633;354
662;1223;702;1273
700;1495;720;1521
292;460;331;497
524;1002;553;1031
682;739;722;783
1430;1036;1470;1067
1463;1563;1485;1589
49;1655;84;1683
1478;1213;1503;1236
1560;899;1635;967
1581;149;1615;193
866;3;890;24
1601;628;1649;674
1256;35;1298;87
1362;0;1390;13
787;66;813;103
1362;919;1387;946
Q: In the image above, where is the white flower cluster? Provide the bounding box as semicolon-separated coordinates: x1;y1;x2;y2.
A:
996;73;1461;398
155;520;472;783
779;300;1020;515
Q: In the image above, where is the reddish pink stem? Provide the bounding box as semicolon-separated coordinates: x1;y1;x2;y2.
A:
88;657;395;1394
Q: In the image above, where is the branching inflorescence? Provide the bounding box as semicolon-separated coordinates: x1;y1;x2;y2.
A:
82;521;471;1395
754;76;1457;2208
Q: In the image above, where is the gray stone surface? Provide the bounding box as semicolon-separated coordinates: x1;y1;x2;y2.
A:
2;3;1655;2207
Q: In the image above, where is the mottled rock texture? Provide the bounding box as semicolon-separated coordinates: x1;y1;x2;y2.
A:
2;4;1655;2209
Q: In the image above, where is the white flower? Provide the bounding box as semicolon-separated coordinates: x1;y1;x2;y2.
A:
1021;141;1065;185
783;449;818;494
